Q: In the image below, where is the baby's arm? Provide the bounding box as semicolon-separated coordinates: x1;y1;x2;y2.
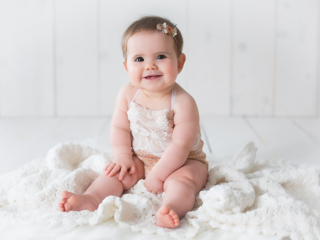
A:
147;94;200;182
104;84;135;181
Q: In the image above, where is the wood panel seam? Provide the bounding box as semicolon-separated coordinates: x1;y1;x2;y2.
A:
290;118;320;147
317;0;320;117
272;0;277;117
243;116;278;160
230;0;234;117
53;0;57;117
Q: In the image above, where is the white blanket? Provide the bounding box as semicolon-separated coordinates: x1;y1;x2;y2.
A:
0;142;319;240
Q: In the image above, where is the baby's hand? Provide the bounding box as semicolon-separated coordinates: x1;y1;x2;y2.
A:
104;156;135;181
144;171;164;194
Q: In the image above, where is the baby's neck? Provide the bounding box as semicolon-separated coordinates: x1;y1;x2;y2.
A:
142;84;176;99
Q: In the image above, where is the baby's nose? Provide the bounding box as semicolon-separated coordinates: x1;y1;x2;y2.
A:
145;62;158;70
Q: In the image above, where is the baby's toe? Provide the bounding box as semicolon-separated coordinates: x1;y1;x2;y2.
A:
58;202;66;212
169;210;180;226
173;217;179;226
168;209;177;218
61;191;73;199
160;206;170;215
64;202;72;212
59;206;65;212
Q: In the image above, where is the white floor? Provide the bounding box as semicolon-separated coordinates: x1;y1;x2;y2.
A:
1;116;320;239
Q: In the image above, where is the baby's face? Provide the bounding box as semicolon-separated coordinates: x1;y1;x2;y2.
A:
123;30;184;92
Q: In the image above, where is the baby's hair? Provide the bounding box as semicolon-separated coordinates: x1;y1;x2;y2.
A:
121;15;184;61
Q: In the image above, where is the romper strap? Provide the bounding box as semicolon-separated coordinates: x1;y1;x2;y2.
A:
171;84;176;110
132;89;141;102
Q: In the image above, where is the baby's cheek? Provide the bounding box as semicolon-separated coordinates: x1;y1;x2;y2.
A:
129;69;142;81
169;65;179;77
170;60;179;73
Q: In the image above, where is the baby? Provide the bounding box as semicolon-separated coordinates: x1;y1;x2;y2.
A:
59;15;209;229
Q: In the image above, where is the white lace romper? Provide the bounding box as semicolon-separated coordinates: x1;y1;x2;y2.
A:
127;84;208;177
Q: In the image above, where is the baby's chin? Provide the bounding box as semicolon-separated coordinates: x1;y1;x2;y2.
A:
141;84;176;91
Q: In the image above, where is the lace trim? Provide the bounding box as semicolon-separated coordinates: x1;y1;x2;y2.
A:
128;101;174;157
127;100;206;160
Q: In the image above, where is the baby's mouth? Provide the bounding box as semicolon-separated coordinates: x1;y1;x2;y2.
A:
144;75;162;80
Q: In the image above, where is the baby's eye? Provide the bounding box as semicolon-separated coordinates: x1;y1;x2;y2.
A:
135;57;144;62
157;54;166;60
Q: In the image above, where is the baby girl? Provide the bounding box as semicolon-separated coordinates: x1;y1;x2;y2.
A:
59;15;209;229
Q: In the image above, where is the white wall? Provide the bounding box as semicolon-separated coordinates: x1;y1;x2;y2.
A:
0;0;319;117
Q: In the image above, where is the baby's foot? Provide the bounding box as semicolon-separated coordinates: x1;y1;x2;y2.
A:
59;191;99;212
156;206;180;228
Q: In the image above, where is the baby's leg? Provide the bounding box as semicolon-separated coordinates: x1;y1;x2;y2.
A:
156;159;207;228
59;155;144;212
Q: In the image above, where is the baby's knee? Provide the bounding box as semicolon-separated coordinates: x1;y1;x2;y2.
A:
165;173;197;192
120;172;138;191
103;171;136;191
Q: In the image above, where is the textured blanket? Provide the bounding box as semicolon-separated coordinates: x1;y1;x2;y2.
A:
0;142;319;239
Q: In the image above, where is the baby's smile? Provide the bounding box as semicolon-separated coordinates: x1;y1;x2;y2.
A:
144;75;162;80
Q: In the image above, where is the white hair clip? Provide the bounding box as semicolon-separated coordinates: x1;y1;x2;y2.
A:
156;22;181;51
156;22;177;37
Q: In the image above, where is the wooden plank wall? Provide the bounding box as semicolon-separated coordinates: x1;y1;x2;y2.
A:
0;0;319;117
0;0;54;116
275;0;319;117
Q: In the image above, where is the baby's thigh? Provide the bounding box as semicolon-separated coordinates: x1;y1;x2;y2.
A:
132;155;145;180
164;160;208;193
120;155;145;190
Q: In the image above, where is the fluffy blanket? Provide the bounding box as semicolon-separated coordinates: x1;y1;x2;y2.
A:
0;142;319;240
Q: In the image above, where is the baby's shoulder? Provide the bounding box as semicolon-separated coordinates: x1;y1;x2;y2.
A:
117;84;140;109
172;84;199;125
174;84;198;111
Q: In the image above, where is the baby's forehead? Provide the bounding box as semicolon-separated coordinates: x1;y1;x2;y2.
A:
126;30;175;54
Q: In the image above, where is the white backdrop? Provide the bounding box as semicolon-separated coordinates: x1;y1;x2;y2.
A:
0;0;319;117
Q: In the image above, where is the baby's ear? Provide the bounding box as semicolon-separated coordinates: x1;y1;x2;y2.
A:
177;53;186;73
123;61;128;72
